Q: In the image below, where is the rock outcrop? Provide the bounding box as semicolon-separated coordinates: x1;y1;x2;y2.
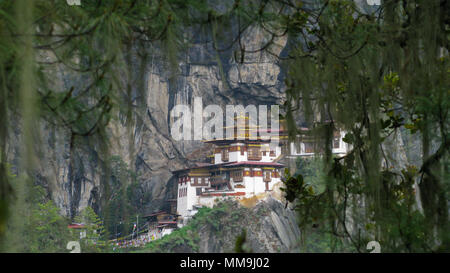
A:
6;16;287;219
197;198;300;253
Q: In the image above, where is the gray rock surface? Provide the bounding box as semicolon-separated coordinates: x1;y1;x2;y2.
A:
196;198;301;253
7;13;287;218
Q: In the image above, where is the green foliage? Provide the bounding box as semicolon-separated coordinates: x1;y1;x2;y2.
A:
0;0;218;243
74;207;108;253
103;156;149;240
0;163;15;242
282;158;445;252
2;183;74;253
137;226;200;253
300;229;356;253
279;0;449;252
0;0;447;254
234;229;252;253
135;200;255;253
30;201;72;253
295;157;327;194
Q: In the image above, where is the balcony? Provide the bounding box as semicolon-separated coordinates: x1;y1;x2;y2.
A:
210;176;229;185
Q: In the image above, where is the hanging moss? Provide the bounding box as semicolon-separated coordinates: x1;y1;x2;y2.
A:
280;0;449;252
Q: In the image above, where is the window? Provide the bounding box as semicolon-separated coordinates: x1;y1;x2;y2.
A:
263;171;271;182
248;147;261;160
221;148;229;161
196;188;202;196
232;170;243;182
304;142;314;153
180;187;185;197
194;177;206;186
333;137;340;149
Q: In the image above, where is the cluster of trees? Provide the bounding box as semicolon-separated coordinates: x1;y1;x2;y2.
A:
1;179;107;252
103;156;152;239
0;0;193;243
0;155;149;252
0;0;193;249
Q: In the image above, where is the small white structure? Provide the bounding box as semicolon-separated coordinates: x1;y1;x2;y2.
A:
286;129;350;158
143;210;178;239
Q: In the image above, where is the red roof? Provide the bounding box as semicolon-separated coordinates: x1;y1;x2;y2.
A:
68;224;85;229
201;191;245;197
173;160;283;173
223;161;284;168
204;139;273;144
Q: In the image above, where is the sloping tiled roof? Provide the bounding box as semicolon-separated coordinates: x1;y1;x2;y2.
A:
173;160;283;173
68;223;85;229
223;161;284;168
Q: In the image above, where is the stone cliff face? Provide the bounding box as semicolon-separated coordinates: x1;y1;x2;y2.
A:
137;197;301;253
197;198;301;253
6;1;403;245
6;20;288;219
